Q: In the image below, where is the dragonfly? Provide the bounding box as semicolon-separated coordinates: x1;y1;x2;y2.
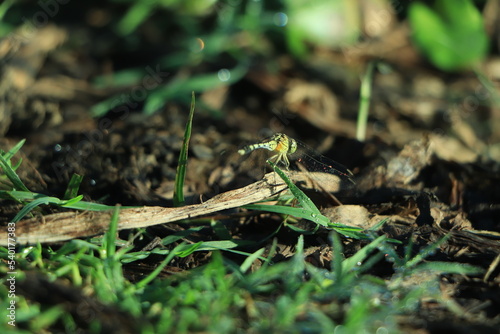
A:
238;133;355;185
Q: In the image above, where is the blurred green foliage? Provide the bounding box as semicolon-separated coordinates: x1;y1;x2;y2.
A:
0;0;15;36
409;0;489;71
115;0;219;35
0;0;492;114
284;0;360;57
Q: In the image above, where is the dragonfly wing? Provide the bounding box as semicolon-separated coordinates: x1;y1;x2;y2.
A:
291;143;355;183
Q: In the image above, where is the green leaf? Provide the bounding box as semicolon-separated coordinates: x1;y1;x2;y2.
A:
409;0;489;71
405;235;450;268
268;160;320;215
161;226;206;246
264;161;367;239
240;247;266;273
195;240;254;251
1;190;137;212
173;92;196;206
11;197;62;223
116;2;155;35
284;0;359;57
243;204;328;227
176;241;203;257
342;235;387;273
136;242;190;289
0;0;15;23
143;65;247;114
0;140;29;192
63;174;84;200
60;195;84;207
414;261;483;275
103;205;121;259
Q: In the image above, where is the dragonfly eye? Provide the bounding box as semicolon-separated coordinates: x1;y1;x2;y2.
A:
289;139;298;154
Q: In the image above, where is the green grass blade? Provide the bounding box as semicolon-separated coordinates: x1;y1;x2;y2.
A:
342;234;387;272
103;205;121;259
374;235;405;268
63;174;84;200
11;197;63;223
65;200;137;211
327;225;368;239
414;261;483;275
0;143;29;192
161;226;206;246
195;239;255;251
143;66;247;114
1;190;135;211
176;242;205;257
331;231;344;283
356;60;375;142
10;195;85;223
244;203;367;239
116;2;154;35
136;243;190;289
250;163;368;238
0;0;15;23
268;160;321;215
240;247;265;273
0;190;38;201
3;139;25;161
173;92;196;207
243;204;328;226
60;195;84;207
405;235;450;268
368;217;389;231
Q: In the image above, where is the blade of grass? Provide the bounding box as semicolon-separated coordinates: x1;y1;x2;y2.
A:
195;239;255;251
3;139;25;161
414;261;483;275
405;234;450;268
243;203;328;226
0;145;29;192
268;160;320;215
11;196;81;223
173;92;196;207
374;235;405;268
103;205;121;259
368;217;390;231
143;66;247;114
61;195;84;207
245;203;366;236
176;241;203;257
331;231;344;283
116;2;154;35
240;247;266;273
341;234;387;273
249;163;367;238
161;226;206;246
0;0;15;23
1;190;138;212
65;200;132;211
356;60;375;142
211;220;233;240
63;174;84;200
136;242;191;289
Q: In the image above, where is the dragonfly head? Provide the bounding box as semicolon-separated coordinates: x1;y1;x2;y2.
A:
288;137;298;154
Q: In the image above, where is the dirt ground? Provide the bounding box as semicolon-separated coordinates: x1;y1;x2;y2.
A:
1;1;500;333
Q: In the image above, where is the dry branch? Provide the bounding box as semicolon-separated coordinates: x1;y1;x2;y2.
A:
2;173;289;245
